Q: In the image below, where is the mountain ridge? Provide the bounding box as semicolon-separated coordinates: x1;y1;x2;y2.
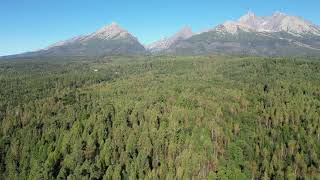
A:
214;11;320;36
2;11;320;58
146;26;193;53
160;11;320;56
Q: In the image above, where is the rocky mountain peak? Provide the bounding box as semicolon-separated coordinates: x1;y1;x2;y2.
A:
175;26;193;37
238;11;256;23
98;22;123;32
146;26;194;52
40;22;145;56
90;22;130;40
215;11;320;35
272;11;286;17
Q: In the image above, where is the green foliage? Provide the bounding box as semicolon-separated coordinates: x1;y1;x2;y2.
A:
0;55;320;179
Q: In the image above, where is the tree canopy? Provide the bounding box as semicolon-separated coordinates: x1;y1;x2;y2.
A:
0;55;319;179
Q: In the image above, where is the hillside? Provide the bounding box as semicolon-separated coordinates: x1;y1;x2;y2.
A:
165;30;320;56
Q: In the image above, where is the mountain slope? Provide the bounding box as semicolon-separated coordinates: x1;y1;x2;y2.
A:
166;30;320;56
146;26;193;53
14;23;146;57
165;12;320;56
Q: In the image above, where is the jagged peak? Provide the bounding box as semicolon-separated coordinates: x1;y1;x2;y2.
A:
44;22;137;51
216;21;251;34
272;11;286;17
96;22;127;33
110;21;119;26
214;11;320;35
173;26;193;38
244;11;256;17
178;26;192;32
239;11;256;22
146;26;194;52
88;22;132;40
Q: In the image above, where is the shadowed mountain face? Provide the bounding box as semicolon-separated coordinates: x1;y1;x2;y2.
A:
13;23;146;57
160;12;320;56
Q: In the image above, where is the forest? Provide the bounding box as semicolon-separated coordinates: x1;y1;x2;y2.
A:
0;55;319;179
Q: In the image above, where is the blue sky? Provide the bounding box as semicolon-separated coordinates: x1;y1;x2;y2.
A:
1;0;320;56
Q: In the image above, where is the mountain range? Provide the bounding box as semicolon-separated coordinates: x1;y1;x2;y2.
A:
164;11;320;56
4;11;320;58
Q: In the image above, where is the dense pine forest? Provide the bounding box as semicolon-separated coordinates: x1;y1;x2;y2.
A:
0;55;319;179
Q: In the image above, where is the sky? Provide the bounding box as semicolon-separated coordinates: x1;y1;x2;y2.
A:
1;0;320;56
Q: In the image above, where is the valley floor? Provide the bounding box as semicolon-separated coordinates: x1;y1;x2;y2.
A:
0;55;320;179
